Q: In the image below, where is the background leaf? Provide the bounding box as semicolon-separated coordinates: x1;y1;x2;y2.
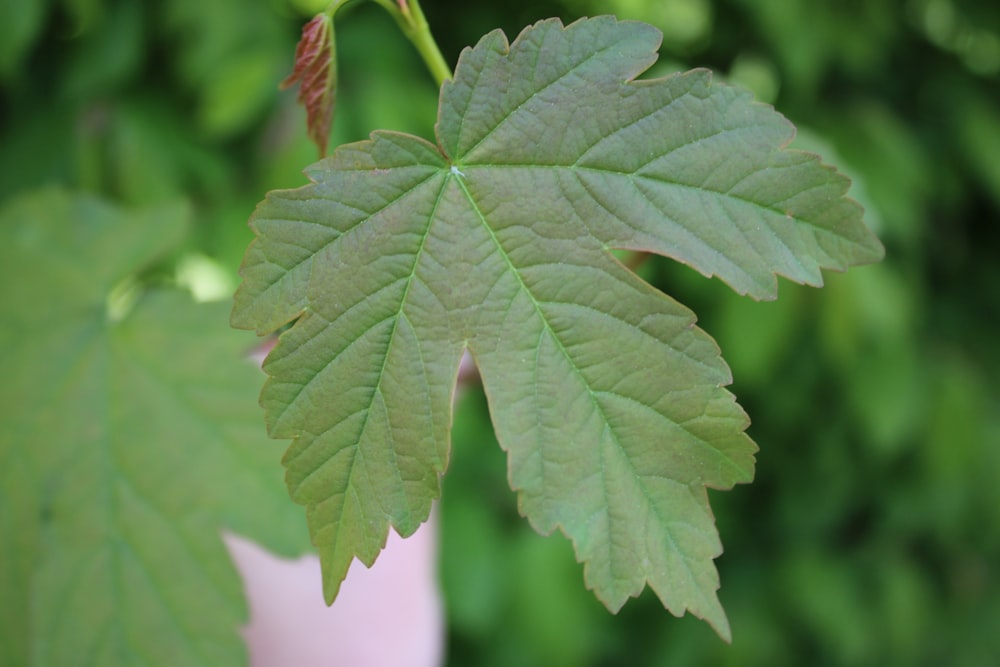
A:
0;0;51;80
0;189;308;667
233;16;881;639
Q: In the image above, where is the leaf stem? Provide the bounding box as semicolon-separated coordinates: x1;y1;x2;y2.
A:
370;0;452;86
324;0;352;18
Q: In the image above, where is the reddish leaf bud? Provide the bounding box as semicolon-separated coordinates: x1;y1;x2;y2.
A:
282;14;337;156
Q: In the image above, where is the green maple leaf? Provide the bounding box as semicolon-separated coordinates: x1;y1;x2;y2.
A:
232;17;883;639
0;189;308;667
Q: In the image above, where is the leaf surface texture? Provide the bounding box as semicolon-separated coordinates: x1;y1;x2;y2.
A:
232;17;883;638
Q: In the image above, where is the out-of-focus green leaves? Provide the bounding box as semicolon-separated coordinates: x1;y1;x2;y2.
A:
911;0;1000;77
731;0;898;96
59;0;144;99
560;0;713;52
199;50;286;137
0;189;309;667
954;89;1000;209
0;0;50;80
160;0;291;137
726;53;780;104
820;103;934;246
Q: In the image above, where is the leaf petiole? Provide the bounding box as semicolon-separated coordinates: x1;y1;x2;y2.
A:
369;0;452;86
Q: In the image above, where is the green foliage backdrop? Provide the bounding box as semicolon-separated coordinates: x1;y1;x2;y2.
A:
2;0;998;665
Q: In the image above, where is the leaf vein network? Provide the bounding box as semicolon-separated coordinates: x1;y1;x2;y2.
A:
251;172;439;323
452;165;701;593
308;173;450;538
454;35;632;162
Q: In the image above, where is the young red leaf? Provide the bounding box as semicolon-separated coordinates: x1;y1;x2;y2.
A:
282;14;337;156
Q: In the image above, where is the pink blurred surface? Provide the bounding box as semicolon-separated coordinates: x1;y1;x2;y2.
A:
225;515;444;667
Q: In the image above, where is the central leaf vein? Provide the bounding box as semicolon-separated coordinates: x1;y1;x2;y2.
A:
325;173;450;540
452;174;701;588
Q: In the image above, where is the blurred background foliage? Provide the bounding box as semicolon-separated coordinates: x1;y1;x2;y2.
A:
2;0;998;665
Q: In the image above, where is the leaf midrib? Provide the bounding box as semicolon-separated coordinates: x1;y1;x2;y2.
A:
460;162;858;293
305;171;450;559
460;163;844;233
451;172;705;603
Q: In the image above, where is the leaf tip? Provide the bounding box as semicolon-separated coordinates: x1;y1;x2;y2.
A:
714;614;734;644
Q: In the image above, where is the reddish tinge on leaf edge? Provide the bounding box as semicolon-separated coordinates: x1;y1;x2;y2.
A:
282;14;336;156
